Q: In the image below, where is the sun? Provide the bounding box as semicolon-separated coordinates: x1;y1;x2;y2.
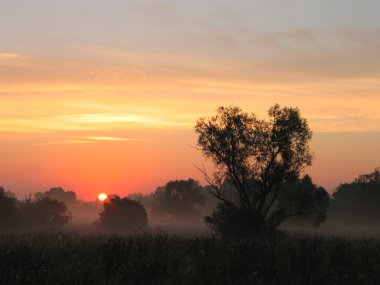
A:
97;193;108;202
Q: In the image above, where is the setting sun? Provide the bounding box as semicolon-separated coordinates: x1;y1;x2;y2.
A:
97;193;108;202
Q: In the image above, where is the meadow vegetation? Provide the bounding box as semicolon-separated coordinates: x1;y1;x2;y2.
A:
1;230;380;285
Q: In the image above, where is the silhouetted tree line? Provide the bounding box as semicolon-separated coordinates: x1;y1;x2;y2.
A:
1;104;379;237
0;187;71;231
126;179;211;225
329;167;380;226
150;179;206;222
1;168;380;234
35;187;77;205
35;187;99;223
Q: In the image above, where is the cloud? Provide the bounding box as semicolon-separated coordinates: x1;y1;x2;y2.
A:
1;24;380;134
2;24;380;87
34;136;149;145
35;139;90;145
58;112;191;130
0;53;26;59
83;136;148;142
0;52;32;68
205;25;380;81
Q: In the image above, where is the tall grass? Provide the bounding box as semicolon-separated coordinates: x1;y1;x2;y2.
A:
0;230;379;284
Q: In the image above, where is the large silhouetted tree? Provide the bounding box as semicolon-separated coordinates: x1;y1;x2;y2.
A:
97;195;148;231
151;179;206;222
330;168;380;225
195;104;328;237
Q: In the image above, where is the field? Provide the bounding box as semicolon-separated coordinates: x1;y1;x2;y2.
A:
1;230;380;284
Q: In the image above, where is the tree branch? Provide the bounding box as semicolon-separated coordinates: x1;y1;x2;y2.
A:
193;164;237;211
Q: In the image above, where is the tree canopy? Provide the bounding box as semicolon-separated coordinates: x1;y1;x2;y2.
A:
0;186;72;231
195;104;328;237
0;187;20;230
151;179;206;222
20;197;72;230
330;168;380;225
97;195;148;231
34;187;77;205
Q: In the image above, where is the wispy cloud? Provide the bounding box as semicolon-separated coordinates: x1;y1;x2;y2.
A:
34;136;149;145
0;53;26;59
83;136;149;142
1;25;380;134
35;139;90;145
60;113;189;128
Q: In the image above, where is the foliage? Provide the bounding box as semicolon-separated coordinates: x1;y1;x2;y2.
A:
1;231;380;284
0;187;72;231
0;187;20;230
33;187;99;223
97;195;148;231
20;197;72;230
34;187;77;205
331;168;380;225
195;104;327;236
151;179;206;222
205;176;329;237
127;192;155;213
275;175;330;227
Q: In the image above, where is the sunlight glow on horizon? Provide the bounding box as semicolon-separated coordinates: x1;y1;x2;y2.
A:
97;193;108;202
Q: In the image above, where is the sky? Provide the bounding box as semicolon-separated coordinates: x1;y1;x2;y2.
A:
1;0;380;200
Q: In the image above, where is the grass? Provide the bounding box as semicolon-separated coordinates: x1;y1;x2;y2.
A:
0;230;380;284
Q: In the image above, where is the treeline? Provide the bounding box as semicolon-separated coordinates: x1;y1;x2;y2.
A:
1;182;214;232
1;167;380;232
0;179;213;232
0;189;71;231
0;187;99;231
329;167;380;226
128;168;380;232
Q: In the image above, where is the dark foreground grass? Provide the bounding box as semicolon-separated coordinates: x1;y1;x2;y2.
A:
1;230;380;285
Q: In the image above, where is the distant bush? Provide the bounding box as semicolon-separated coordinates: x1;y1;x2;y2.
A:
97;195;148;231
330;168;380;225
0;187;72;231
34;187;77;205
20;197;72;230
151;179;206;223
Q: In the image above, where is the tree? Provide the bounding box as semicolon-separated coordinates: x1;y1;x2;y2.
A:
20;197;72;230
34;187;77;206
195;104;328;237
0;187;20;230
278;175;329;227
330;167;380;225
151;179;206;222
127;192;155;214
97;195;148;231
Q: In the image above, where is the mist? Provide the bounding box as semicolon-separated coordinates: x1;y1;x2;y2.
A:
2;168;380;238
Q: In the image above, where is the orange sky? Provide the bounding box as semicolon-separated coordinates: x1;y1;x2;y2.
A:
1;1;380;200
